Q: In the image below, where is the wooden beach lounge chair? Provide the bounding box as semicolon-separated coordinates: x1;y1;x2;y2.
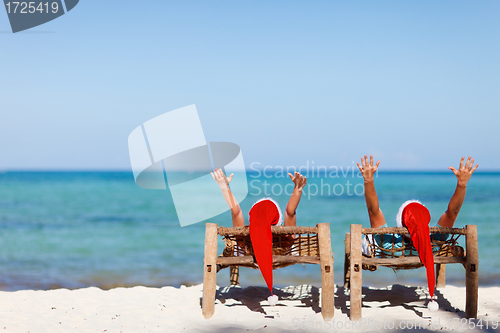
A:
344;224;478;320
202;223;335;319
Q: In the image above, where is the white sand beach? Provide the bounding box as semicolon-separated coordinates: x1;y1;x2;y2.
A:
0;284;498;332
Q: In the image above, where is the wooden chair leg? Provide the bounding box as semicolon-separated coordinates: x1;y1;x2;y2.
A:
349;224;363;321
344;232;351;290
436;264;446;288
318;223;335;320
202;223;218;319
465;225;478;319
229;266;240;285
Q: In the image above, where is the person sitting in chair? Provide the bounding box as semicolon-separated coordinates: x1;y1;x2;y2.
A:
211;168;307;304
357;155;478;310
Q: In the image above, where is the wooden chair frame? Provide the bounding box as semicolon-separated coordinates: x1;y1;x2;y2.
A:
202;223;334;320
344;224;478;321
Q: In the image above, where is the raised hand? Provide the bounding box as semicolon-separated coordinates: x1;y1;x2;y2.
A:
357;155;380;182
210;168;234;188
285;171;307;227
449;156;479;187
211;168;243;226
288;171;307;190
438;156;479;228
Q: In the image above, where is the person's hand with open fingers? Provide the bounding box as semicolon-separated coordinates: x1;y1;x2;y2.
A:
210;168;243;227
449;156;479;187
211;168;234;188
288;171;307;191
357;155;386;227
438;156;479;228
357;155;380;183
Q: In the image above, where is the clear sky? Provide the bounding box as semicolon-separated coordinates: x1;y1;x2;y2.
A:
1;1;499;171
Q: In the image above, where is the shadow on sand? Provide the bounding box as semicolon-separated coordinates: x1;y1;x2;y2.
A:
336;284;466;319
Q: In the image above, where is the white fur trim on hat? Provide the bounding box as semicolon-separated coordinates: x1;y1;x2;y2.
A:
251;197;283;226
396;199;424;228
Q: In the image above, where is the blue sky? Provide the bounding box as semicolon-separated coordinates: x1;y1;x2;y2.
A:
1;1;499;171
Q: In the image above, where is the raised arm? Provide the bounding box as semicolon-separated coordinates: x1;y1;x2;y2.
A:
211;168;245;227
357;155;386;228
284;171;307;226
437;156;478;228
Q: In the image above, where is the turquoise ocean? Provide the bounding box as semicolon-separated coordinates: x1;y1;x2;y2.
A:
0;170;498;291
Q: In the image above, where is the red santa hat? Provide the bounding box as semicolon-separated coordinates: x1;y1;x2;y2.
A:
249;198;282;305
396;200;439;311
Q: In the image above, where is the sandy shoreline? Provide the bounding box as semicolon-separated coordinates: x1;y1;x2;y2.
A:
0;284;498;332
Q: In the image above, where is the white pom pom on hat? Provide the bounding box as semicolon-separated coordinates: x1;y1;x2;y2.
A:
268;295;278;306
428;300;439;311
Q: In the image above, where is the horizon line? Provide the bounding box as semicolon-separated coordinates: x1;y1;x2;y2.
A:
1;169;499;173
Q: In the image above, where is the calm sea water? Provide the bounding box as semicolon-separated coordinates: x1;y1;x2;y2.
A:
0;170;498;291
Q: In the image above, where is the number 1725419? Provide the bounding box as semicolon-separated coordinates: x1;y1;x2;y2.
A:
5;2;59;14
